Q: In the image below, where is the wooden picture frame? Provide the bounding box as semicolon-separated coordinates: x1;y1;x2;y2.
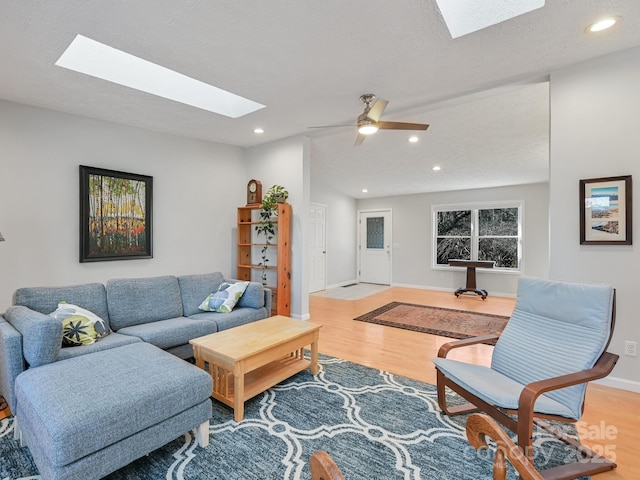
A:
579;175;632;245
80;165;153;262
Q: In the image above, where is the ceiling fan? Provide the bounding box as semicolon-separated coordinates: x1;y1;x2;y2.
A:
311;94;429;146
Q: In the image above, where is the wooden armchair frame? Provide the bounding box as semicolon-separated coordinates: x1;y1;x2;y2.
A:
436;293;619;480
310;450;346;480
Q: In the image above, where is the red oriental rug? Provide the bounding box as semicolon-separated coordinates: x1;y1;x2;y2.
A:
354;302;509;340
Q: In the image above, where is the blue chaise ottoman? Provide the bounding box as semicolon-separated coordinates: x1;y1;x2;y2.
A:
14;342;212;480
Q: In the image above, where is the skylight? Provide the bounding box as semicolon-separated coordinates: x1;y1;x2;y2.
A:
436;0;545;39
55;35;265;118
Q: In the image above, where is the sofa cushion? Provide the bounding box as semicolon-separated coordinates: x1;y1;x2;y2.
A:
49;303;110;346
4;306;62;367
13;283;110;328
177;272;225;316
56;332;142;361
189;306;268;331
107;276;183;330
115;317;218;350
199;282;249;313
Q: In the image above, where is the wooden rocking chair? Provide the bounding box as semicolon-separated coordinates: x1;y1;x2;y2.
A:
466;413;544;480
433;277;619;479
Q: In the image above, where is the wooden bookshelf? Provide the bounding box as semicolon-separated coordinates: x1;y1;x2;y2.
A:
237;203;291;316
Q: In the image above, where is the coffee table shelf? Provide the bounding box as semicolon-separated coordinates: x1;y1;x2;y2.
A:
211;352;311;407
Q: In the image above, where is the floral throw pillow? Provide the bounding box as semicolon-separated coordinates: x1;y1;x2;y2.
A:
49;302;110;347
198;282;249;313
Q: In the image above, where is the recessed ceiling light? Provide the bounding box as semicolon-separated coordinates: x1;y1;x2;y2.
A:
408;136;419;143
254;128;264;134
432;166;441;171
436;0;545;39
362;189;368;193
55;34;265;118
586;16;619;33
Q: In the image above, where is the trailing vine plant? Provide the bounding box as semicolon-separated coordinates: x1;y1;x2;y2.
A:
254;185;288;285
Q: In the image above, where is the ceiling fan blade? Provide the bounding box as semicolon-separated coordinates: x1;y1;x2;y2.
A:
377;121;429;131
354;133;367;146
366;98;388;122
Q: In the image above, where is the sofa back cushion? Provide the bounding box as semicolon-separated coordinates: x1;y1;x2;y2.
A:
13;283;110;328
177;272;225;316
107;276;183;330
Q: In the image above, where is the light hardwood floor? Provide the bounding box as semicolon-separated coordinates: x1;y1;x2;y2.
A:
310;286;640;480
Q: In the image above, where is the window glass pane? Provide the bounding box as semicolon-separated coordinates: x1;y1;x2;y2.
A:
436;237;471;265
437;210;471;236
479;238;518;268
478;208;518;236
366;217;384;249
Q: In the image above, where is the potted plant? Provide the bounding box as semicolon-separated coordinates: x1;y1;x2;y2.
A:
254;185;288;285
265;185;288;204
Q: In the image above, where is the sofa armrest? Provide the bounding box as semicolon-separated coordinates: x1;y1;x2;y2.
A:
4;306;62;367
236;281;266;309
263;287;272;315
225;279;272;314
0;314;25;413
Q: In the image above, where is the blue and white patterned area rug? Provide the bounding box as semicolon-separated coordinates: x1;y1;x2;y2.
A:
0;355;587;480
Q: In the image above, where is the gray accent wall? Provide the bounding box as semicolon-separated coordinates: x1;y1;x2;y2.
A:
0;100;247;312
549;46;640;390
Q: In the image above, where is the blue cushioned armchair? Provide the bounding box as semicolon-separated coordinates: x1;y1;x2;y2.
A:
433;277;619;479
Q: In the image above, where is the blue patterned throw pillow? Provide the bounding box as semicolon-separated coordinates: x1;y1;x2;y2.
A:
199;282;249;313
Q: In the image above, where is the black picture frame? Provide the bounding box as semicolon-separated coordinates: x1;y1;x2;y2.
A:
79;165;153;262
579;175;632;245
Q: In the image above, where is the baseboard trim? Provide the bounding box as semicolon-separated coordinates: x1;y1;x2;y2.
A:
390;282;517;299
593;376;640;393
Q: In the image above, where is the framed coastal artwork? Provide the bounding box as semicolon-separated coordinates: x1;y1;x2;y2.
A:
79;165;153;262
579;175;632;245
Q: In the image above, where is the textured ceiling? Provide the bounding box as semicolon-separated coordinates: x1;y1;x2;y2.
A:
2;1;640;197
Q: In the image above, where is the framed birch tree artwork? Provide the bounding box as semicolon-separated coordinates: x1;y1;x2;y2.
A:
79;165;153;262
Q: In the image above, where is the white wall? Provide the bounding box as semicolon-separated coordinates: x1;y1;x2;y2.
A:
245;136;310;319
356;183;550;296
0;100;247;311
550;47;640;391
309;178;358;287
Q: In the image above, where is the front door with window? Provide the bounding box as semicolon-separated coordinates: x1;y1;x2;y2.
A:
359;210;391;284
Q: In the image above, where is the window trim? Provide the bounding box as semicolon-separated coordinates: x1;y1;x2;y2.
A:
431;200;524;273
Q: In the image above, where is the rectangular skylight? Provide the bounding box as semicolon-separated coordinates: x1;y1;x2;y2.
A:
55;34;265;118
436;0;545;39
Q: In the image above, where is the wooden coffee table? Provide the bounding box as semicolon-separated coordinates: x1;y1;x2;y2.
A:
189;315;321;422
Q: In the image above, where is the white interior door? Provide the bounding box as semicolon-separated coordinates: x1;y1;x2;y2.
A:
359;210;391;285
308;203;327;293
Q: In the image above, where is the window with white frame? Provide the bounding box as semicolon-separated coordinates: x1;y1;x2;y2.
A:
433;201;522;271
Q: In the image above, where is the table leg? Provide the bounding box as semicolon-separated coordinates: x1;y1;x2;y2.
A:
233;371;245;422
310;334;319;375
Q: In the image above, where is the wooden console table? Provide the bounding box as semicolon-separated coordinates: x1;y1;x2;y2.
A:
448;260;495;300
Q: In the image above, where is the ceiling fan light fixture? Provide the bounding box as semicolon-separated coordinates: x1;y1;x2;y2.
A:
358;123;378;135
408;135;419;143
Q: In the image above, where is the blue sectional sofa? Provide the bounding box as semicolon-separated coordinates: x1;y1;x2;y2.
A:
0;272;272;414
